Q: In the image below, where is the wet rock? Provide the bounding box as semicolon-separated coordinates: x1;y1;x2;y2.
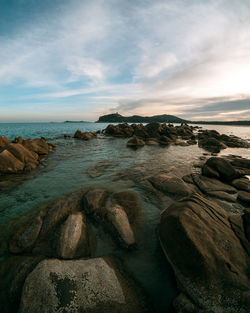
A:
83;188;108;214
39;189;87;239
237;191;250;204
0;135;11;148
4;143;39;171
202;164;220;179
0;256;43;313
192;174;237;195
230;157;250;170
112;190;141;225
58;212;90;259
20;257;150;313
243;208;250;242
231;178;250;192
0;149;24;173
23;138;50;155
203;157;240;182
145;139;159;145
106;205;136;247
105;123;134;137
150;174;191;197
145;122;160;137
10;215;43;253
159;193;250;313
173;293;197;313
198;137;227;153
74;129;84;138
14;136;23;144
206;191;237;203
158;135;171;145
73;130;97;140
127;136;145;148
187;139;197;145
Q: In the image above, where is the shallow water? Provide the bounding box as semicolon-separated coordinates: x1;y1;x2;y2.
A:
0;122;249;312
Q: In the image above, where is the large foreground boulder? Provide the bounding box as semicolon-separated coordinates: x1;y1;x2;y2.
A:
159;193;250;313
19;257;150;313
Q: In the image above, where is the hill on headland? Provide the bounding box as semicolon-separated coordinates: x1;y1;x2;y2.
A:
96;113;187;123
96;113;250;125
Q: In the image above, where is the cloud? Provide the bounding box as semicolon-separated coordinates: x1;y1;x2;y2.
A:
1;0;250;121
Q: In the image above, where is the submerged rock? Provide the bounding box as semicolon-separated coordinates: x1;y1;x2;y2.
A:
19;257;150;313
159;193;250;313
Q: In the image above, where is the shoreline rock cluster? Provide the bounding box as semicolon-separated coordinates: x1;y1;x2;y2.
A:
102;123;250;152
0;136;55;175
1;187;149;313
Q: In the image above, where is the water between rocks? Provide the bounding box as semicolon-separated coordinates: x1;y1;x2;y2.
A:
0;122;249;312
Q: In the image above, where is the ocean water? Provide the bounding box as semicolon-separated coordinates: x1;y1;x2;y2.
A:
0;122;250;312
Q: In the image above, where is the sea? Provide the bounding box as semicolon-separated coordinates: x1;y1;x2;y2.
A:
0;122;249;312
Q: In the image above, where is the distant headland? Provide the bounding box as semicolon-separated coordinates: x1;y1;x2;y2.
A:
96;113;250;125
64;120;91;123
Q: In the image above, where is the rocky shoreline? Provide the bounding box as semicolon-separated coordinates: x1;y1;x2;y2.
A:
0;123;250;313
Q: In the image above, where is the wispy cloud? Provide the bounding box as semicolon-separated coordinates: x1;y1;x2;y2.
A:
1;0;250;121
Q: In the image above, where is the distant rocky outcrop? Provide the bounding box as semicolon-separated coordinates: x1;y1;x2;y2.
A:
97;112;188;123
0;136;55;175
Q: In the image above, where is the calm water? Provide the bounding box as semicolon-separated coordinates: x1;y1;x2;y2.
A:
0;122;250;312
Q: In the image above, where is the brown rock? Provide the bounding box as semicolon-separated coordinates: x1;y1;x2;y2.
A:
0;136;11;148
231;178;250;192
237;191;250;204
83;188;108;214
127;136;145;148
192;174;237;194
4;143;38;170
203;157;239;182
0;150;24;173
150;174;191;197
159;193;250;313
23;138;49;155
112;190;141;225
10;215;43;253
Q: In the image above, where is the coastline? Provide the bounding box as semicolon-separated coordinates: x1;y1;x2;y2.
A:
0;122;250;313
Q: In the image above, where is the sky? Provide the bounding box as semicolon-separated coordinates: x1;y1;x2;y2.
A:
0;0;250;122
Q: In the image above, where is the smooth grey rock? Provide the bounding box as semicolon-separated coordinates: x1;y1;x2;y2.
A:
59;212;88;259
20;258;148;313
106;205;136;247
